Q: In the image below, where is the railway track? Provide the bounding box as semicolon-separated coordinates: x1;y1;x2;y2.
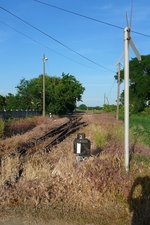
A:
0;116;88;188
11;115;87;155
0;115;88;186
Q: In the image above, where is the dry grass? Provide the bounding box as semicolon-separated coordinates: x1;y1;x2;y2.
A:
0;113;149;225
0;116;69;157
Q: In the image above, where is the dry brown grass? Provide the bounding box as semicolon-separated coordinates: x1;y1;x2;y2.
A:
0;116;69;157
0;113;149;225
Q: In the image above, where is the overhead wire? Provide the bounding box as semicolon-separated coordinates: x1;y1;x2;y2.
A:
33;0;124;30
0;5;114;72
32;0;150;104
0;20;93;69
33;0;150;39
107;79;116;100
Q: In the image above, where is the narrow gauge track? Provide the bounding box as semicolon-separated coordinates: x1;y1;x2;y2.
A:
1;115;88;186
43;119;87;152
8;115;88;157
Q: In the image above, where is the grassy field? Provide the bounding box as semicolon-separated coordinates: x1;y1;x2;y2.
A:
129;113;150;147
119;110;150;147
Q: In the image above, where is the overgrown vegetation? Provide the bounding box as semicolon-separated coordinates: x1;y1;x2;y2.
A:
0;116;49;138
118;105;150;147
4;118;36;137
76;105;102;113
130;113;150;146
0;113;149;225
103;104;116;112
92;124;107;149
0;119;5;137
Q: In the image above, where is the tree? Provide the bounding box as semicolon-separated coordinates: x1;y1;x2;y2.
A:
15;77;43;110
78;104;87;111
0;95;6;110
15;73;85;115
47;73;85;114
114;55;150;112
5;93;19;110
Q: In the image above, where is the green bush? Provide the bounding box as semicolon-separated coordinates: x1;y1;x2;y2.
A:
103;104;116;112
144;106;150;115
0;119;5;137
92;125;107;148
95;132;107;148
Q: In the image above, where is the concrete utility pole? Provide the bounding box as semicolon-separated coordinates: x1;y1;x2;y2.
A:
104;93;106;105
124;27;141;173
42;54;48;117
116;62;121;120
124;27;130;174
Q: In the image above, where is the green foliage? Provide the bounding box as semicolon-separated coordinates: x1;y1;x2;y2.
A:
50;73;85;114
92;125;107;148
132;154;150;166
2;73;85;115
5;93;19;110
15;76;45;110
0;95;6;110
103;104;116;112
144;106;150;115
87;106;102;111
0;119;5;137
115;55;150;113
94;132;107;148
78;104;87;111
130;113;150;146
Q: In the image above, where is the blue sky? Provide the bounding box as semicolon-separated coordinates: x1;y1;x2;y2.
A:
0;0;150;106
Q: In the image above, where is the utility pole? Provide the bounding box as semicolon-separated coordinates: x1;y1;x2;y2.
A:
124;27;130;174
116;62;121;120
106;96;109;105
42;54;48;117
124;26;141;173
104;93;106;105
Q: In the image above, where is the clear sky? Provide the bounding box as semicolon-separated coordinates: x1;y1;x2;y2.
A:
0;0;150;106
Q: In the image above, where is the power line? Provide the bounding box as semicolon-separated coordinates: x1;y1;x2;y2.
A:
107;79;116;98
34;0;150;39
0;5;114;72
33;0;124;30
131;30;150;38
0;20;93;69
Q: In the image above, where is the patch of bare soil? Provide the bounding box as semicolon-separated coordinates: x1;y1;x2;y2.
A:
0;113;149;225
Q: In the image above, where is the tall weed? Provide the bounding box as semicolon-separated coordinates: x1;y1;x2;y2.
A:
0;119;5;137
91;124;107;148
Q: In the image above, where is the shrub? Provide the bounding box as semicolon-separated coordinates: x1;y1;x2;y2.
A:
0;119;5;137
144;106;150;115
92;125;107;148
103;104;116;112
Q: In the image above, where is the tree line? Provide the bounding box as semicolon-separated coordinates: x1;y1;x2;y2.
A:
1;54;150;116
0;73;85;115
